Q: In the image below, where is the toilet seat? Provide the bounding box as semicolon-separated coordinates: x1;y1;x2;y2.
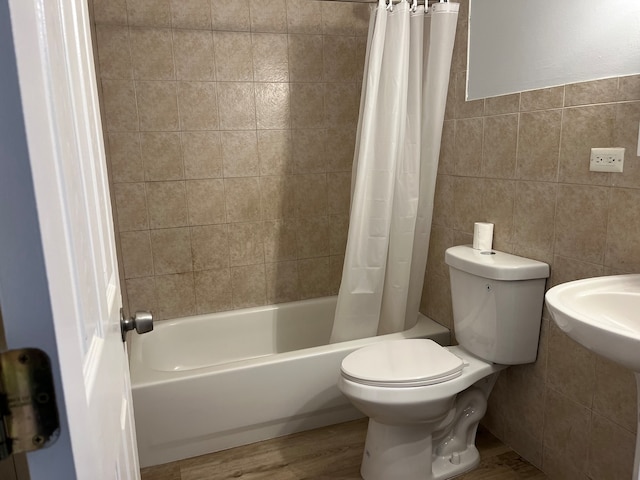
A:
341;339;465;387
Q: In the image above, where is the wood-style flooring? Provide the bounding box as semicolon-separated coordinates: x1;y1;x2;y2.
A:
141;419;548;480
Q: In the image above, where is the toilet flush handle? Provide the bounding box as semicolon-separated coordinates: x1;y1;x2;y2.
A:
120;309;154;342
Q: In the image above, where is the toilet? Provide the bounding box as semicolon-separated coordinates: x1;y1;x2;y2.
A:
338;245;549;480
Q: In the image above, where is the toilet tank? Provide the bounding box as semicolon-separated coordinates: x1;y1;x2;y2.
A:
445;246;549;365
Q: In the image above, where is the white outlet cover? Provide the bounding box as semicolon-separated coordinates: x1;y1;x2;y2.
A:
590;147;625;173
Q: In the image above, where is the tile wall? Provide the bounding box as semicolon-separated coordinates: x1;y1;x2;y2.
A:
91;0;369;319
421;1;640;478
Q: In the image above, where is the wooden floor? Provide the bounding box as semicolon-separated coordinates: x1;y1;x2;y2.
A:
141;419;548;480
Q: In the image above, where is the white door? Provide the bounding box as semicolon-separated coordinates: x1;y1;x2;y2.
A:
0;0;140;479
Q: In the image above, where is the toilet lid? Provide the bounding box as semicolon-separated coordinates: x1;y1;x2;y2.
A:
341;339;465;387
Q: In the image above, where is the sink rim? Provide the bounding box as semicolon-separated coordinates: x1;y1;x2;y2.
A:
545;274;640;340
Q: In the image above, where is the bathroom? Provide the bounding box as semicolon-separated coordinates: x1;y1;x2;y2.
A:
92;0;638;478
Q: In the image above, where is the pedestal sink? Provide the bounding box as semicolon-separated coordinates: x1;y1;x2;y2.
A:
545;274;640;479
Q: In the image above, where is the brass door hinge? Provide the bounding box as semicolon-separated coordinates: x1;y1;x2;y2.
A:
0;349;59;460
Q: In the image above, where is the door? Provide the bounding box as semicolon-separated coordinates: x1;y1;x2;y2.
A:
0;0;140;479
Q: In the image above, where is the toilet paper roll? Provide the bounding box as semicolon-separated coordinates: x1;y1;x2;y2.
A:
473;222;494;251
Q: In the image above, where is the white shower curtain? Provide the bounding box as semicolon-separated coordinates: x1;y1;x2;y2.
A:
330;0;458;343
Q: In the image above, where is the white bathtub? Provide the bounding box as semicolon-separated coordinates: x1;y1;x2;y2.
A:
130;296;450;467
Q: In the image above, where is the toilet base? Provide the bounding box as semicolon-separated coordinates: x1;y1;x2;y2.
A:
360;419;480;480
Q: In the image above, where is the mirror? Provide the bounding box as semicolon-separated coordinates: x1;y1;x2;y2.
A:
466;0;640;100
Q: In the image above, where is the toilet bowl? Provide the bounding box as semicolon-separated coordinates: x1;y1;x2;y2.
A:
338;246;549;480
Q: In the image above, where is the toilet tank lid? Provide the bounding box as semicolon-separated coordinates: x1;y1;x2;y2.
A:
445;245;550;281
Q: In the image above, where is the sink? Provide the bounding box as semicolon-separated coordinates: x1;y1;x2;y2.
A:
545;274;640;479
545;274;640;372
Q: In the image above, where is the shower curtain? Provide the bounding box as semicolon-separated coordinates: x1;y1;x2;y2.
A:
330;0;458;343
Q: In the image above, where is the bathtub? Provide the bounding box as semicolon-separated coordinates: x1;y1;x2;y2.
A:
130;296;450;467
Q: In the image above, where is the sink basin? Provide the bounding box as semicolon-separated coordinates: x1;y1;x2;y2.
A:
545;274;640;372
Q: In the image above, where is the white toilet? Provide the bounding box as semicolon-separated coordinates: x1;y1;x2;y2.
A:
338;245;549;480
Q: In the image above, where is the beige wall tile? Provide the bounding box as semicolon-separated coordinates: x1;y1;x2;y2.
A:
288;35;324;82
484;93;520;116
605;187;640;272
255;83;290;129
150;227;193;274
170;0;211;30
114;182;148;231
558;104;615;186
452;176;484;233
554;184;609;264
194;269;233;314
263;219;297;262
186;178;226;225
617;74;640;101
326;127;355;172
593;358;636;434
564;78;619;107
95;26;132;79
221;131;260;177
120;230;154;278
454;71;484;119
297;216;330;258
182;132;223;179
93;0;128;25
481;179;515;249
298;257;331;299
329;214;348;256
549;255;604;288
325;83;359;127
422;269;453;329
265;261;300;304
101;79;139;131
454;117;483;176
249;0;287;33
516;110;562;182
252;33;289;82
433;174;455;228
136;81;179;131
327;172;351;215
126;277;157;316
260;175;295;220
258;130;292;175
292;129;327;173
329;254;345;295
228;222;264;267
141;132;183;181
146;181;188;228
512;181;557;259
191;225;229;271
224;177;262;223
322;2;356;35
547;322;596;408
290;83;325;129
519;86;564;112
286;0;323;34
130;28;175;80
173;30;214;81
611;101;640;188
542;388;591;474
482;114;517;179
154;272;196;319
426;225;454;279
214;32;253;82
126;0;171;27
211;0;250;31
438;120;455;175
108;132;144;182
295;174;328;217
587;414;635;480
217;82;256;130
323;36;358;82
231;264;266;308
177;82;219;130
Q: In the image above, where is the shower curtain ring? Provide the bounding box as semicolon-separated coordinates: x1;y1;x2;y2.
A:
386;0;393;11
411;0;417;12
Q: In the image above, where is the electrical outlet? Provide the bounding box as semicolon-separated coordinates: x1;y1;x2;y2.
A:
590;147;625;172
